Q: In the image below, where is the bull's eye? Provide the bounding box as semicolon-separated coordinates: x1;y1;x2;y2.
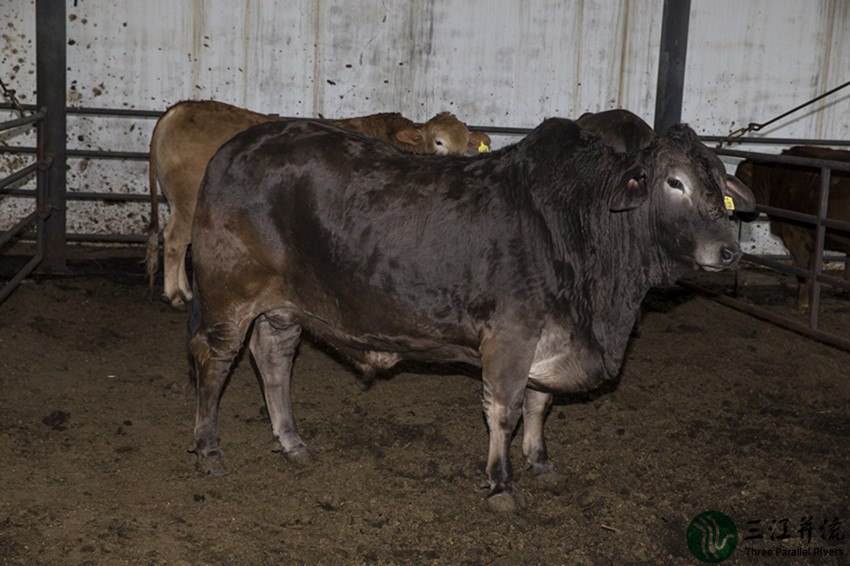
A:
667;178;684;192
435;139;445;147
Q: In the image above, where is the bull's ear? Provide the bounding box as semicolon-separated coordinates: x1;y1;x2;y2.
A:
394;126;424;146
609;170;648;211
724;174;756;212
468;131;491;150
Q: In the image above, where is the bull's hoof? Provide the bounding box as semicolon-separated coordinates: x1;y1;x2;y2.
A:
530;467;562;483
486;491;527;514
286;448;315;466
525;459;555;478
272;442;315;466
196;456;228;477
160;293;188;311
532;470;564;492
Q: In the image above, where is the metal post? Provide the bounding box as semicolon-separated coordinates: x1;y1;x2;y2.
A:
36;0;67;272
654;0;691;133
808;166;831;330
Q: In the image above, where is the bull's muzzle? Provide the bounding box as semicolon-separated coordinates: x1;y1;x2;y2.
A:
718;244;743;269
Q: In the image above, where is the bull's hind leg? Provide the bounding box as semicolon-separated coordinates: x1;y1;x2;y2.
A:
248;315;312;464
190;321;247;476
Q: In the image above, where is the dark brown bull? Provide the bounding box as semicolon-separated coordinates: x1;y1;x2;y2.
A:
735;146;850;312
188;118;754;513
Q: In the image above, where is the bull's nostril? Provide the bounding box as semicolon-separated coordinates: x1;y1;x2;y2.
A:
720;245;742;264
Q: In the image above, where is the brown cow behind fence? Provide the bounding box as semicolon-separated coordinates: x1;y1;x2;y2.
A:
735;146;850;312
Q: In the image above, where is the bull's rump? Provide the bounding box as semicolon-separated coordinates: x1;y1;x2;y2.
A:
192;120;558;364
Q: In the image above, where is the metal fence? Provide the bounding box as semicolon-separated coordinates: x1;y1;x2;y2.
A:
1;104;160;244
0;109;48;302
682;147;850;351
0;0;66;302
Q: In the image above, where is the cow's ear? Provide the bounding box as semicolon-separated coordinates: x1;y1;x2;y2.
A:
609;170;648;211
724;174;756;212
468;131;491;150
395;126;424;146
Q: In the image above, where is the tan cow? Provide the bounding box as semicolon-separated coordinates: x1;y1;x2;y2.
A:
145;100;491;307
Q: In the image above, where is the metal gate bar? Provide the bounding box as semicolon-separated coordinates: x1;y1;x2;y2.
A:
0;145;149;161
1;0;65;304
0;163;39;192
0;109;48;303
678;279;850;351
741;252;850;292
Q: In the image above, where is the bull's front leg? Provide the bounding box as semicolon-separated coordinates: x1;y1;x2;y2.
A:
480;335;537;513
248;315;312;464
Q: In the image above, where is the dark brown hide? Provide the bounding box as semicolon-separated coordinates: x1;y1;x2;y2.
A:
189;118;753;512
576;109;656;153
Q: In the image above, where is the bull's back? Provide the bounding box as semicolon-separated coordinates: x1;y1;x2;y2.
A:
195;120;485;280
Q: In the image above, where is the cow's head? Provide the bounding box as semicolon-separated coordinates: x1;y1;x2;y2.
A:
395;112;491;156
609;124;755;273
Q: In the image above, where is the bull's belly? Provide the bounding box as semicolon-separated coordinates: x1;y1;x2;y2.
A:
265;306;482;374
262;304;624;390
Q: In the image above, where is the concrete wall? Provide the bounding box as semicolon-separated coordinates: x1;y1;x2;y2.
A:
1;0;848;256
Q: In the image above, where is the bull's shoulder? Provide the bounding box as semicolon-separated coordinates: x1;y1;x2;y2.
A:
520;118;598;152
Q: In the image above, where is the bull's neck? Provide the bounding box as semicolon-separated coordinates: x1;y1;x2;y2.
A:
526;166;665;307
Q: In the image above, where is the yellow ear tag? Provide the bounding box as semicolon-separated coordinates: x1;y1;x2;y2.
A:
724;196;735;211
478;141;490;153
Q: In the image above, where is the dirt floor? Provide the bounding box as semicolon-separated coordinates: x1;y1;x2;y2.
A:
0;243;848;565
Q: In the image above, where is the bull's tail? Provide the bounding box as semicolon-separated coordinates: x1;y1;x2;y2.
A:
187;279;202;389
144;135;160;296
